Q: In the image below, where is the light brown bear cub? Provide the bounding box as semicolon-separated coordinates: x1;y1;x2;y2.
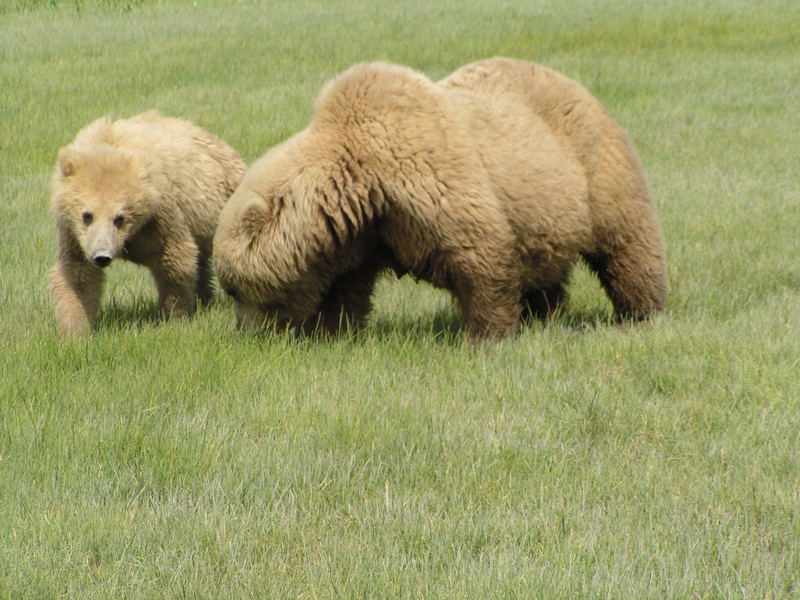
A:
213;58;667;341
50;110;246;337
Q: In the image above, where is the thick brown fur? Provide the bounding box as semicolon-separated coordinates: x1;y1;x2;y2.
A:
49;110;246;337
213;58;666;341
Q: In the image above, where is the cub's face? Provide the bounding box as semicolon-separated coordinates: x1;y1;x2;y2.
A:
54;147;156;268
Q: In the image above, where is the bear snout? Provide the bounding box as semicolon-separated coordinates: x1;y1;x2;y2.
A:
91;253;113;268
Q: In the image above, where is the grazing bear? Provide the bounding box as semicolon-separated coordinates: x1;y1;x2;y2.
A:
213;58;666;341
49;110;246;337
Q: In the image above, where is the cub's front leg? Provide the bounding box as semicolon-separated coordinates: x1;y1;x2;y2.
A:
49;231;106;338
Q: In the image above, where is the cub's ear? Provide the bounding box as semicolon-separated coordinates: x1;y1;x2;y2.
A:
57;148;80;178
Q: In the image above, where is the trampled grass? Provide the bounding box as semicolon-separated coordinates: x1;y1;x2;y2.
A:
1;1;798;598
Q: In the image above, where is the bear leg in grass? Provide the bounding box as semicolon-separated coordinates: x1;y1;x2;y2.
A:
49;110;246;337
213;58;666;342
523;283;569;321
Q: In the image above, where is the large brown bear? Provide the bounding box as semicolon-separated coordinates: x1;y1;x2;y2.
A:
213;58;666;341
50;110;246;337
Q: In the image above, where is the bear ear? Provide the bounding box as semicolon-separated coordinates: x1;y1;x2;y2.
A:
241;203;270;237
58;148;80;178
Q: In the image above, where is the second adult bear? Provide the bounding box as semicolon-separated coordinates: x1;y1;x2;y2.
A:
213;58;666;341
50;110;246;337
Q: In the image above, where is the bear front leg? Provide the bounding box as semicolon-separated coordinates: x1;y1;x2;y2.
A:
442;219;522;342
522;283;568;321
457;283;522;342
311;263;383;336
446;247;522;342
49;254;105;338
147;232;199;321
387;178;523;341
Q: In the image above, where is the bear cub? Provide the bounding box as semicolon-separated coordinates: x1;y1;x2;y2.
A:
49;110;245;337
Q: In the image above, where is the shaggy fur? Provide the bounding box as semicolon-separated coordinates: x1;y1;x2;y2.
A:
49;110;246;337
213;58;666;341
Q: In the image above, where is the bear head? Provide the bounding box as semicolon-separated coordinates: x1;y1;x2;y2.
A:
52;145;160;268
214;185;334;334
214;139;355;334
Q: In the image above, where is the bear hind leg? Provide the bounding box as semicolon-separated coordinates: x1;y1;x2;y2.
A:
582;241;666;321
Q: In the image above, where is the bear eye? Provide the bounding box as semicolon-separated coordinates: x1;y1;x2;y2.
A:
81;211;93;225
113;214;125;228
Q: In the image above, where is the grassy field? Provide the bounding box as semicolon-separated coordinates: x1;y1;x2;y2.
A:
1;0;799;598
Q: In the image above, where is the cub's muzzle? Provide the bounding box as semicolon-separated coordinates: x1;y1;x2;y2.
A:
91;252;113;268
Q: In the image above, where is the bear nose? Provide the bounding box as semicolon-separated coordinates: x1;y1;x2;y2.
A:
92;254;112;268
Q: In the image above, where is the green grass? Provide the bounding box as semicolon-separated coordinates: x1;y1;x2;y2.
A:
1;1;799;598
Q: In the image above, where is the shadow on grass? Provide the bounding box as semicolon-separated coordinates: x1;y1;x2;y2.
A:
95;298;160;332
539;307;615;331
368;305;618;345
370;308;468;346
219;308;469;349
94;296;620;344
94;296;226;333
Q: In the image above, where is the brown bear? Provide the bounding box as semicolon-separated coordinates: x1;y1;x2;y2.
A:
49;110;246;337
213;58;666;341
